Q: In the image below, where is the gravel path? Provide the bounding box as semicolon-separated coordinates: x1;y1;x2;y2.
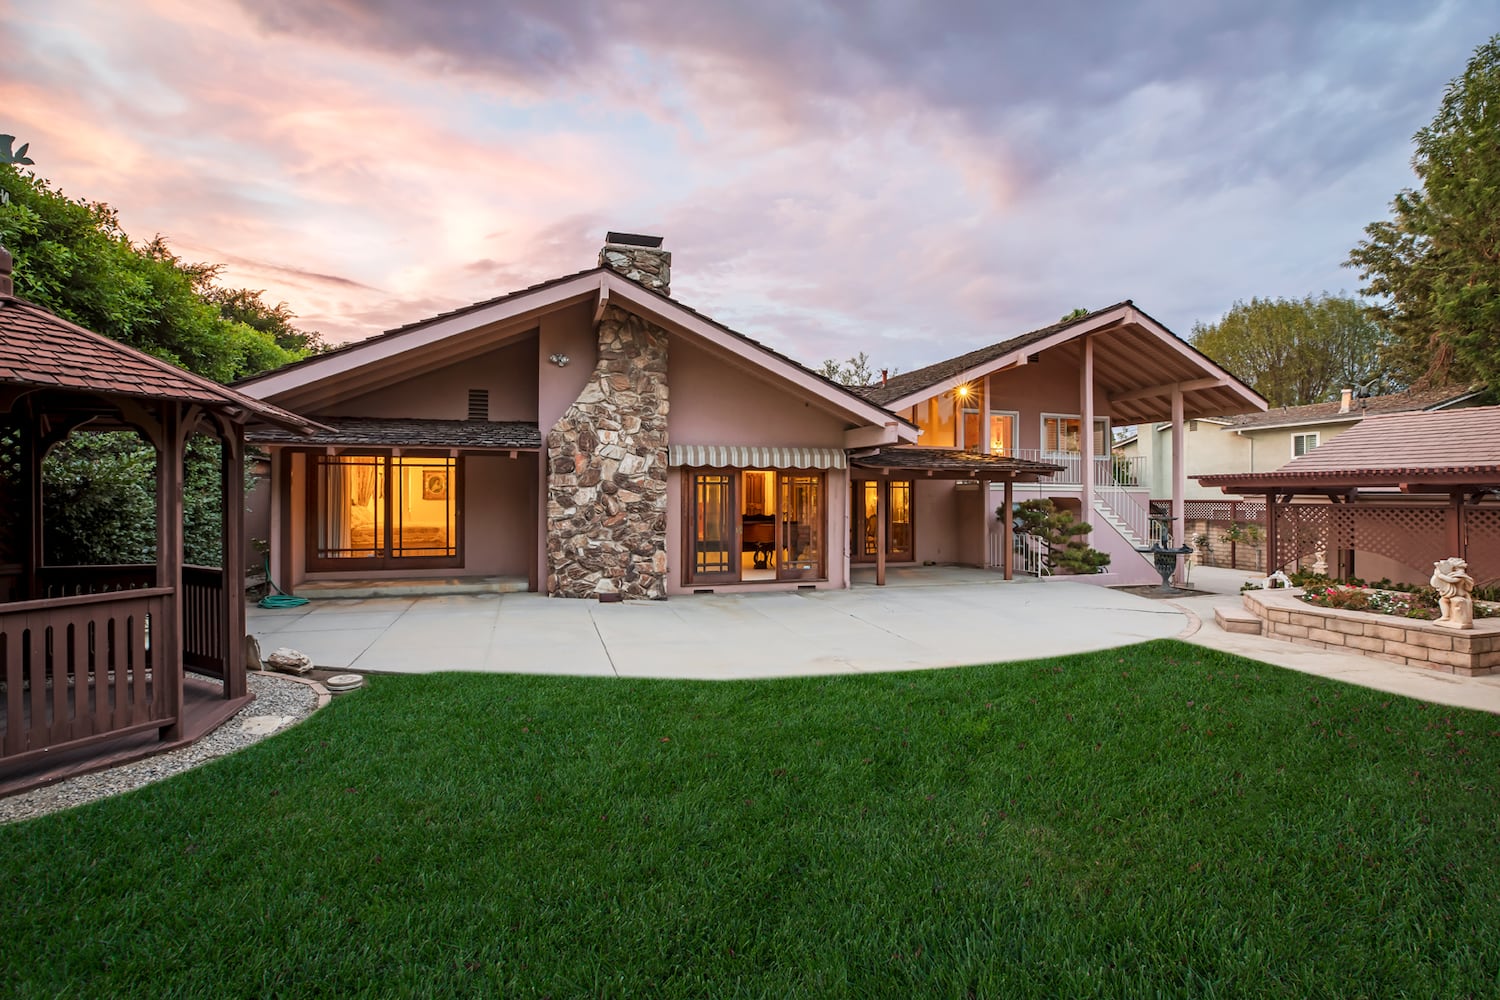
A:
0;671;325;825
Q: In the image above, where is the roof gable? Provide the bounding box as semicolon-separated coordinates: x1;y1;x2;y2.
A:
865;301;1266;423
237;269;914;439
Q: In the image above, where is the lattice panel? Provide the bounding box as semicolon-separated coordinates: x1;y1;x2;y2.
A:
1465;506;1500;586
1272;504;1330;572
1328;505;1449;578
0;419;23;565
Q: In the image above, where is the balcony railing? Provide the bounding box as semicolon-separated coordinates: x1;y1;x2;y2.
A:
1011;451;1148;488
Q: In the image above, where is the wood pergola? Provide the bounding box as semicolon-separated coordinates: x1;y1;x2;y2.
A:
1197;405;1500;583
849;447;1063;584
0;249;315;791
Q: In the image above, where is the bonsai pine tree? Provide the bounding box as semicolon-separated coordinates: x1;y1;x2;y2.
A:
1007;499;1112;575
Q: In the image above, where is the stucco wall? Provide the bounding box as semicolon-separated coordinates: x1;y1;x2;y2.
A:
465;453;536;577
668;337;852;445
985;352;1112;452
321;338;540;421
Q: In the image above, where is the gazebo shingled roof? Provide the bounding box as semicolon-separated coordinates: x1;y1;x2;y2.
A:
0;293;318;432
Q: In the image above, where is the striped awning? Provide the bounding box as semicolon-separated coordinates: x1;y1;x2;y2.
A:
668;444;848;470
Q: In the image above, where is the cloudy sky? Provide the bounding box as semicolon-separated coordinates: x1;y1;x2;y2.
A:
1;1;1491;373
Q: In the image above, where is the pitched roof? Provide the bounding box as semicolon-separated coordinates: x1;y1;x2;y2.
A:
236;269;914;438
1195;404;1500;491
248;416;539;450
864;303;1133;406
859;301;1266;424
0;293;316;431
1220;385;1484;431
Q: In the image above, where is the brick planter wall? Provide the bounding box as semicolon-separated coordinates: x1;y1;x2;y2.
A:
1242;588;1500;676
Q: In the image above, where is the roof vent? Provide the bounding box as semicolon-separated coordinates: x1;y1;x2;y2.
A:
467;389;489;421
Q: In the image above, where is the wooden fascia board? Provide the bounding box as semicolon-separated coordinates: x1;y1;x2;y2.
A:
606;275;918;443
881;307;1135;412
238;275;600;401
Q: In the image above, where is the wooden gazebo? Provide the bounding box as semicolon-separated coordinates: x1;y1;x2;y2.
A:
0;247;315;791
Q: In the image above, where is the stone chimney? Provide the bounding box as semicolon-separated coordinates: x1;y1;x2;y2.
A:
600;232;670;295
1339;387;1354;413
0;243;13;297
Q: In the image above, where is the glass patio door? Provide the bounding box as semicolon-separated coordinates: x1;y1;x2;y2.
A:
851;479;913;563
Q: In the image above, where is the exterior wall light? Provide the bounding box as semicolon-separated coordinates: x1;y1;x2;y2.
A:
549;353;570;367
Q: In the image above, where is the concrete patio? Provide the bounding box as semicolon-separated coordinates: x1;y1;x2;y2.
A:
248;566;1500;713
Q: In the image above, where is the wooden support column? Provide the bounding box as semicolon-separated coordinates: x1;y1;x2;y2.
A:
1170;386;1185;583
222;423;246;699
1448;489;1465;557
1265;492;1279;573
23;410;41;600
1002;478;1014;580
157;403;186;741
875;478;887;587
1080;336;1095;518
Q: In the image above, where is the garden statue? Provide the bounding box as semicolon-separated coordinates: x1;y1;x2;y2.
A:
1253;570;1293;590
1431;557;1476;630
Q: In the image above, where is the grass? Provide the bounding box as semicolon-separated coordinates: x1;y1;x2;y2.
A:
3;639;1499;998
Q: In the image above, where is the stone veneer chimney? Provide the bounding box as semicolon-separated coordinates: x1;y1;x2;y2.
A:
544;235;673;600
599;232;670;295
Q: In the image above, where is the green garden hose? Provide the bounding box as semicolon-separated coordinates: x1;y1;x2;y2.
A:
258;556;309;609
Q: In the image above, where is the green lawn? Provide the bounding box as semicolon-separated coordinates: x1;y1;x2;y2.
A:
3;639;1498;998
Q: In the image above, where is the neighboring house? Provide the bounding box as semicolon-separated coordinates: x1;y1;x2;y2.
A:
1195;405;1500;587
1123;385;1487;501
238;234;1265;598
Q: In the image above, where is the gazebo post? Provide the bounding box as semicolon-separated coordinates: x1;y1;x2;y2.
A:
222;422;247;699
1002;478;1014;580
23;411;41;600
157;403;186;740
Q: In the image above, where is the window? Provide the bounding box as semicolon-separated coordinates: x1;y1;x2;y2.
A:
311;452;460;569
1042;415;1109;453
853;479;914;562
908;382;985;449
1292;432;1319;457
989;412;1018;456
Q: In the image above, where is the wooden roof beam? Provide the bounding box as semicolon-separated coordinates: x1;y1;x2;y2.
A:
1109;376;1225;406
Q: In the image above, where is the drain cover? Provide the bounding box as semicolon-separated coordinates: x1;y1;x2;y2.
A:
324;673;365;693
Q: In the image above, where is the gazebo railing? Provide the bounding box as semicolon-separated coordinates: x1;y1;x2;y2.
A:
1;588;175;765
182;565;227;678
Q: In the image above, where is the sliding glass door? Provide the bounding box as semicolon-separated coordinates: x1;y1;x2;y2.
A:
309;452;461;570
851;479;914;563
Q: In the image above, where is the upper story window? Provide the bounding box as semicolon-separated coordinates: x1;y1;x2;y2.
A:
1292;431;1319;457
1042;414;1110;454
906;381;985;450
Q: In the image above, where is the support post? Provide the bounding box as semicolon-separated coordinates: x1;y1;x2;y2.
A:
157;404;185;740
1170;386;1185;583
1448;489;1465;557
1080;336;1095;518
875;479;887;587
222;424;246;699
1265;492;1279;574
1002;478;1014;581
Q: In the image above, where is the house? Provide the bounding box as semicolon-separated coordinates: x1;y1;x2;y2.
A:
1123;385;1486;501
1195;404;1500;586
237;235;1266;598
0;244;318;789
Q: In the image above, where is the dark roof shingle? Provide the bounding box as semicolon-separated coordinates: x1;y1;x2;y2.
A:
248;416;540;450
1221;385;1482;429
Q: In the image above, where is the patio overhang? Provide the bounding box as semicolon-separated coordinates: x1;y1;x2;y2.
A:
850;447;1064;481
248;416;542;452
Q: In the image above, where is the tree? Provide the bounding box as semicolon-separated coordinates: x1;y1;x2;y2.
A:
1009;499;1111;575
1189;294;1394;406
0;164;313;382
1348;34;1500;390
817;351;882;386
